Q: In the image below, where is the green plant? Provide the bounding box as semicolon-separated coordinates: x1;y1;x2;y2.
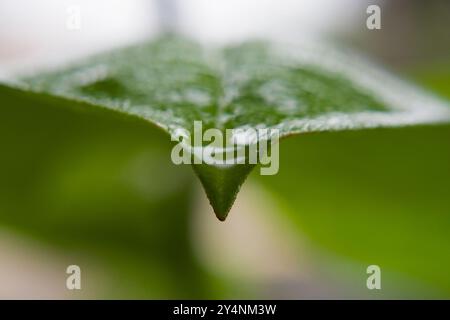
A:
1;35;449;298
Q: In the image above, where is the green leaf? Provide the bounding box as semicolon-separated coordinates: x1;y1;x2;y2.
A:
255;124;450;296
3;35;450;219
192;164;255;221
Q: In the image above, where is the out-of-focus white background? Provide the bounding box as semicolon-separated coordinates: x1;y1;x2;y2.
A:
0;0;376;74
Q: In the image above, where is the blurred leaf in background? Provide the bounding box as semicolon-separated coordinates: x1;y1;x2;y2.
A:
0;0;449;300
0;85;224;298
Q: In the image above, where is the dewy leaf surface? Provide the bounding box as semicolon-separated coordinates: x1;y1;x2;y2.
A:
3;36;450;220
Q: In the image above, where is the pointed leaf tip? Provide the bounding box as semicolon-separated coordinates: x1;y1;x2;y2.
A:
192;164;255;221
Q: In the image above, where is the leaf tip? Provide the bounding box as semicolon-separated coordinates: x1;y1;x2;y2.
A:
192;163;255;221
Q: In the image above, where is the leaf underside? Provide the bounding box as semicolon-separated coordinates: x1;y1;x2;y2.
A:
3;35;450;220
